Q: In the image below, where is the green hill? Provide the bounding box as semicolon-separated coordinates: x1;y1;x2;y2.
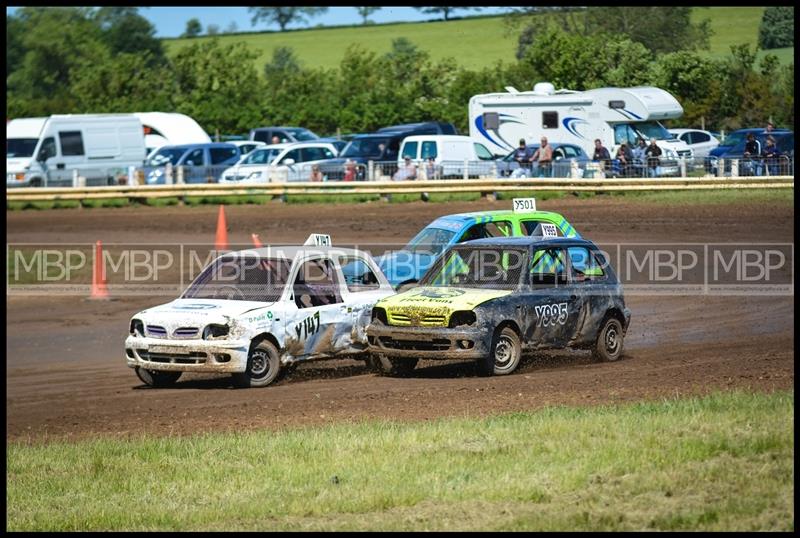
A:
164;7;793;73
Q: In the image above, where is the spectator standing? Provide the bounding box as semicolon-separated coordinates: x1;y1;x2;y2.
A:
592;139;611;174
644;138;662;178
392;156;418;181
531;137;554;177
510;138;533;178
632;137;647;176
761;136;782;176
743;133;761;176
766;121;775;134
615;142;634;177
424;157;439;180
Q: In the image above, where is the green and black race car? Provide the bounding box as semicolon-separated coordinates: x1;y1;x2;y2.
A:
367;235;631;377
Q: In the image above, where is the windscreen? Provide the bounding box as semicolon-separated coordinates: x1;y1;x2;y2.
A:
341;137;391;158
146;147;185;167
182;255;292;302
632;121;674;140
404;227;457;256
420;246;527;290
242;147;282;165
7;138;39;158
286;128;318;141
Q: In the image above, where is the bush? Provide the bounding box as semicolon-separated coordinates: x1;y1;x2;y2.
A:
758;7;794;49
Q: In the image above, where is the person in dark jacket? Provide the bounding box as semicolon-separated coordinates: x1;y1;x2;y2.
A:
615;142;634;177
592;139;611;174
511;138;534;178
742;133;761;176
644;138;662;177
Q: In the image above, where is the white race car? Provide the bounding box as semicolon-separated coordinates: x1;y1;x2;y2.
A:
125;235;395;388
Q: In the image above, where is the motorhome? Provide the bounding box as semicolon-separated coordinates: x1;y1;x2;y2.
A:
469;82;694;173
6;114;146;187
134;112;211;156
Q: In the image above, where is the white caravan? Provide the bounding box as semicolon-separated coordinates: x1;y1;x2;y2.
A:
134;112;211;157
6;114;146;187
469;82;694;173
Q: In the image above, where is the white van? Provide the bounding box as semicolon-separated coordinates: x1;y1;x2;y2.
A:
398;135;496;178
134;112;211;157
7;114;146;187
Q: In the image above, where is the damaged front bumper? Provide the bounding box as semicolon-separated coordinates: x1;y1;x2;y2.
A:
366;323;489;359
124;335;250;373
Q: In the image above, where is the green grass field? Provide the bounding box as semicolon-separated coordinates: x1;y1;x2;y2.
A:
7;390;793;531
164;7;793;72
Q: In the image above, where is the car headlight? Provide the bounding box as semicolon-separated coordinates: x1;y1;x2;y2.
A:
665;149;677;159
130;319;145;337
449;310;477;328
203;324;229;340
247;171;262;179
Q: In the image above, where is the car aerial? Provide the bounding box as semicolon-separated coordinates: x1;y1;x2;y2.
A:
495;142;592;178
249;126;320;145
375;199;581;290
144;143;241;184
125;234;396;388
219;141;339;183
366;235;631;377
668;128;720;160
707;131;794;176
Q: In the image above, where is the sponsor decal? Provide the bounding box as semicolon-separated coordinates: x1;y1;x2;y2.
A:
172;303;219;310
535;303;568;327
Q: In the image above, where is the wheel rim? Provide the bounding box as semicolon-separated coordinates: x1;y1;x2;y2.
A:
494;335;517;371
250;350;270;378
605;324;620;356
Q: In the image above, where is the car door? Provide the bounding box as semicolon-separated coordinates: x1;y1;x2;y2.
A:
209;146;240;181
565;245;616;347
336;254;385;349
284;256;353;359
524;246;585;349
181;147;205;183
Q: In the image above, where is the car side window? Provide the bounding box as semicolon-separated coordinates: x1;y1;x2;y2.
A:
693;132;710;143
474;143;494;160
421;141;437;159
59;131;85;156
521;220;563;237
210;147;238;164
184;148;204;166
280;149;302;164
293;258;343;308
562;146;579;158
37;137;57;161
458;221;513;242
300;147;329;162
339;256;381;292
553;148;565;161
567;247;606;281
401;142;418;160
529;248;567;287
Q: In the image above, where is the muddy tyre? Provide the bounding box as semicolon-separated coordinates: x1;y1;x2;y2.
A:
372;354;418;377
232;340;281;388
478;326;521;377
135;367;182;387
593;317;624;362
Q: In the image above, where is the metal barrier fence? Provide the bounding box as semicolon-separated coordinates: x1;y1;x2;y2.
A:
6;156;795;190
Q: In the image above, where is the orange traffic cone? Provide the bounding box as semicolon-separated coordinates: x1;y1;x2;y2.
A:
215;205;229;251
90;240;110;300
251;233;263;248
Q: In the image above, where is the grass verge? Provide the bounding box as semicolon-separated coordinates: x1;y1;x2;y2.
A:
7;390;793;531
609;188;794;205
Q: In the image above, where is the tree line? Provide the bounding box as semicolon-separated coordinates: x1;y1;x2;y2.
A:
6;7;794;138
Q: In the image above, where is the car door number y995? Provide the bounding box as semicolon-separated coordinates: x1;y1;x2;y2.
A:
535;303;568;327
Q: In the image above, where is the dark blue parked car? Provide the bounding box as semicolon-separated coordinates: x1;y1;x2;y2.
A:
707;131;794;176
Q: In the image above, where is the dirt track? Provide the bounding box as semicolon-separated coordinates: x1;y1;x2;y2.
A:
6;196;794;441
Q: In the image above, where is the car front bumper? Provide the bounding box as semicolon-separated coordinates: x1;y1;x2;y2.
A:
124;335;250;373
366;323;489;359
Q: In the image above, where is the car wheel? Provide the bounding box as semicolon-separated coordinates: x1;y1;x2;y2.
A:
593;317;624;362
135;367;182;387
372;354;418;377
478;326;522;377
232;340;281;388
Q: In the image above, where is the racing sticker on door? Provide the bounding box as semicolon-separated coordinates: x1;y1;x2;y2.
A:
535;302;568;327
